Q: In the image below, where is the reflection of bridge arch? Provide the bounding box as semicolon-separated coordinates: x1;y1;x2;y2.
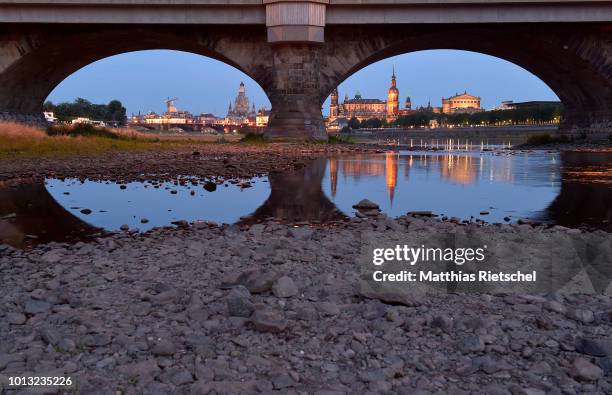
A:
0;181;101;248
545;151;612;231
239;158;347;224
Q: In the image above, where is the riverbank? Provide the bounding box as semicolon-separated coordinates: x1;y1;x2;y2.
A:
0;122;225;160
0;140;371;183
1;213;611;394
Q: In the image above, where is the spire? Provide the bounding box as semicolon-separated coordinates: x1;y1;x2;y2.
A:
392;64;396;79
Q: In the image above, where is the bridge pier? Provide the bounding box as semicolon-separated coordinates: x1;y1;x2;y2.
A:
264;44;327;140
560;110;612;139
263;1;328;140
0;111;46;125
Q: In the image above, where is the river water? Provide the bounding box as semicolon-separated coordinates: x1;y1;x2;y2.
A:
1;149;610;248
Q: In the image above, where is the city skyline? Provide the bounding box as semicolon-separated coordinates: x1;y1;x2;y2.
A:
47;49;559;117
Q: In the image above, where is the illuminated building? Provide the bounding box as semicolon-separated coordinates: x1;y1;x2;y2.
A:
129;98;221;131
329;68;411;123
386;69;399;119
226;81;257;123
441;92;482;114
256;107;270;127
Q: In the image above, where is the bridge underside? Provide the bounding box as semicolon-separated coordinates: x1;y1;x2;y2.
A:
1;23;612;139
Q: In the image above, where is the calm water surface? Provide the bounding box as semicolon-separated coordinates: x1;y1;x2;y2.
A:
1;150;610;248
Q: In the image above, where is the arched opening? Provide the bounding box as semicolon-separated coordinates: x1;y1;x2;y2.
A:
324;49;558;117
44;50;271;131
323;49;564;135
319;25;612;136
0;25;274;122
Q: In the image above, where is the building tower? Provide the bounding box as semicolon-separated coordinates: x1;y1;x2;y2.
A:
405;96;412;110
330;88;339;121
386;67;399;119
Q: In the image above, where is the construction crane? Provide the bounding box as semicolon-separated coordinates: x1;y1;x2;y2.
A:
165;97;178;114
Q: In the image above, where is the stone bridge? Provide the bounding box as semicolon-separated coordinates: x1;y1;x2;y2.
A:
1;0;612;139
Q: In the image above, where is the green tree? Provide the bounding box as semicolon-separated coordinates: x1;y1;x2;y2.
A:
43;98;128;125
105;100;127;125
348;116;361;129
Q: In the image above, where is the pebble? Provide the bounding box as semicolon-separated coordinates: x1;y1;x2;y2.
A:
235;269;278;294
251;309;287;333
6;312;26;325
272;275;299;298
151;339;176;356
576;338;612;357
204;182;217;192
24;299;52;314
226;285;255;317
570;357;604;381
460;335;486;354
352;199;379;210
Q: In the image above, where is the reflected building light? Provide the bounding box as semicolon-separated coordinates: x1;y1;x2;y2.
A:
439;154;477;185
341;156;385;179
329;158;338;198
404;156;412;181
385;152;398;206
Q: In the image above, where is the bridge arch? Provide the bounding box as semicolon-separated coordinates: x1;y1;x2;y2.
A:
45;49;272;126
317;24;612;136
324;49;559;115
2;22;612;139
0;25;274;122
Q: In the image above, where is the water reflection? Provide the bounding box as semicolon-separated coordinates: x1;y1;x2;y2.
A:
1;150;609;248
239;158;346;224
0;181;102;248
326;150;565;224
546;151;612;231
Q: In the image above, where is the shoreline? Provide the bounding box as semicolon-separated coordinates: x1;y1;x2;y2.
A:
1;140;610;184
0;143;375;184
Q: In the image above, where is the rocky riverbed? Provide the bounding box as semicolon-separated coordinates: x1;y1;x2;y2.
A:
0;143;374;184
1;211;611;394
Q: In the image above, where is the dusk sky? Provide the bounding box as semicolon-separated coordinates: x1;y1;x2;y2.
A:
47;49;559;117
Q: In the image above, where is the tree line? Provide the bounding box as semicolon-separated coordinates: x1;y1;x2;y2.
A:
342;103;563;131
43;98;127;126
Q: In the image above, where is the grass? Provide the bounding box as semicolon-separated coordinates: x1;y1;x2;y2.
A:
326;134;354;144
240;131;267;144
0;121;208;159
